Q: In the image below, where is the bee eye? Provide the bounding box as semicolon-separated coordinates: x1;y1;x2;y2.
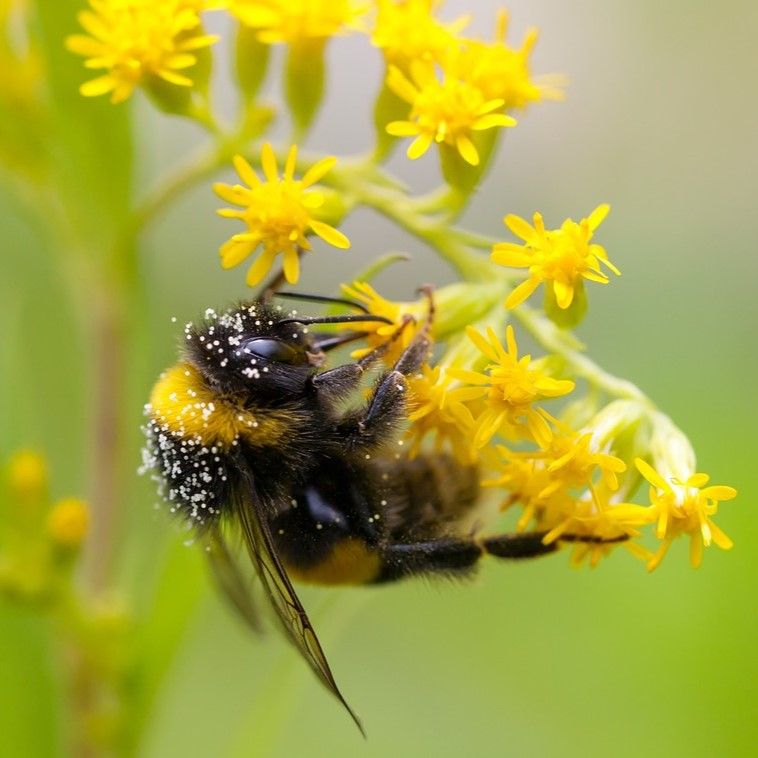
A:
240;338;305;364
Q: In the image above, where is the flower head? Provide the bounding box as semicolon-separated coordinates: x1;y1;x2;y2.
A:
228;0;367;44
47;498;90;549
7;449;47;502
452;10;564;110
214;144;350;286
339;281;425;362
493;204;619;309
447;325;574;448
66;0;218;104
635;458;736;570
540;485;651;568
385;62;516;165
405;363;480;464
371;0;467;69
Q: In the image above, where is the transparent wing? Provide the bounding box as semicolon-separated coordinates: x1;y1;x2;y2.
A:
204;526;265;636
233;477;365;736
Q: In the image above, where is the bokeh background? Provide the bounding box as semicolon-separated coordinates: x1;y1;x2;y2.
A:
2;1;756;756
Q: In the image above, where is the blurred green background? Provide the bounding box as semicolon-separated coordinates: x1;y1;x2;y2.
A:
1;1;756;756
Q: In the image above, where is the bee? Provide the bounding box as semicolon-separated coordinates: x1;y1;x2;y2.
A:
142;289;618;733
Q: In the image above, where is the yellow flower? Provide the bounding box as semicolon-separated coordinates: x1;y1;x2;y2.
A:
227;0;367;44
47;498;90;549
493;204;619;309
7;449;47;502
214;144;350;286
452;10;564;110
405;363;480;464
484;451;572;532
339;281;425;362
385;62;516;165
447;325;574;448
522;412;627;491
540;485;651;568
371;0;467;69
66;0;218;104
635;458;736;571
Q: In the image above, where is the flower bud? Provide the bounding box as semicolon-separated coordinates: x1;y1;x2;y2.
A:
47;498;90;550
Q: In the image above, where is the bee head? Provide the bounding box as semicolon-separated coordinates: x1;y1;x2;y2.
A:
183;301;323;398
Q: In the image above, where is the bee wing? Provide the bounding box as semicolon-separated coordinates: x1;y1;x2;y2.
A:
204;526;265;636
233;479;365;736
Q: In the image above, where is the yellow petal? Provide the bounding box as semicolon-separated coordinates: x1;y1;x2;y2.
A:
220;241;255;268
386;65;418;104
301;156;336;187
407;133;433;159
505;276;541;308
284;145;298;181
553;280;574;308
700;485;737;501
504;213;536;243
473;113;516;130
80;75;117;97
386;121;420;137
246;249;277;286
233;155;259;187
465;326;499;363
261;143;279;183
635;458;672;492
456;135;479;166
588;203;610;230
282;248;300;284
309;220;350;249
157;69;193;87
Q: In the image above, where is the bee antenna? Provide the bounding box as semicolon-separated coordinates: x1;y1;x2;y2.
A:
278;314;394;327
274;291;371;314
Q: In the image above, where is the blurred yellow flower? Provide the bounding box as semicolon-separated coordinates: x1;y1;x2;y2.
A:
214;144;350;286
385;62;516;165
47;498;90;549
66;0;218;104
493;204;619;310
448;325;574;448
635;458;736;570
371;0;467;69
227;0;367;44
453;10;564;110
7;449;47;502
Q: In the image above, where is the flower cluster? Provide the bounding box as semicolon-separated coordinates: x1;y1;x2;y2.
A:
214;143;350;286
493;205;620;310
61;0;737;577
66;0;218;104
1;450;89;602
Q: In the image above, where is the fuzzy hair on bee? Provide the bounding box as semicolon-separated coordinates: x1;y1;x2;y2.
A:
142;291;626;734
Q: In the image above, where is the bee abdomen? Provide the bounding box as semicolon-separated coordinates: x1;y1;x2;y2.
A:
378;454;480;540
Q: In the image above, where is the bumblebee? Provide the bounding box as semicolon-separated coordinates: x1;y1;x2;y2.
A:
143;290;615;733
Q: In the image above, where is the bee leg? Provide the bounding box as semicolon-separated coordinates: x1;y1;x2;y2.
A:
375;532;627;582
310;316;415;400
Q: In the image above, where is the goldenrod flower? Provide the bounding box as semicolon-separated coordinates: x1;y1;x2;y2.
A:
524;413;627;491
405;364;481;464
540;485;651;568
493;204;620;309
227;0;367;44
339;281;425;362
635;458;736;570
214;144;350;286
7;449;47;502
47;498;90;549
385;62;516;165
66;0;218;104
453;10;564;110
371;0;467;69
485;452;572;532
448;325;574;448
